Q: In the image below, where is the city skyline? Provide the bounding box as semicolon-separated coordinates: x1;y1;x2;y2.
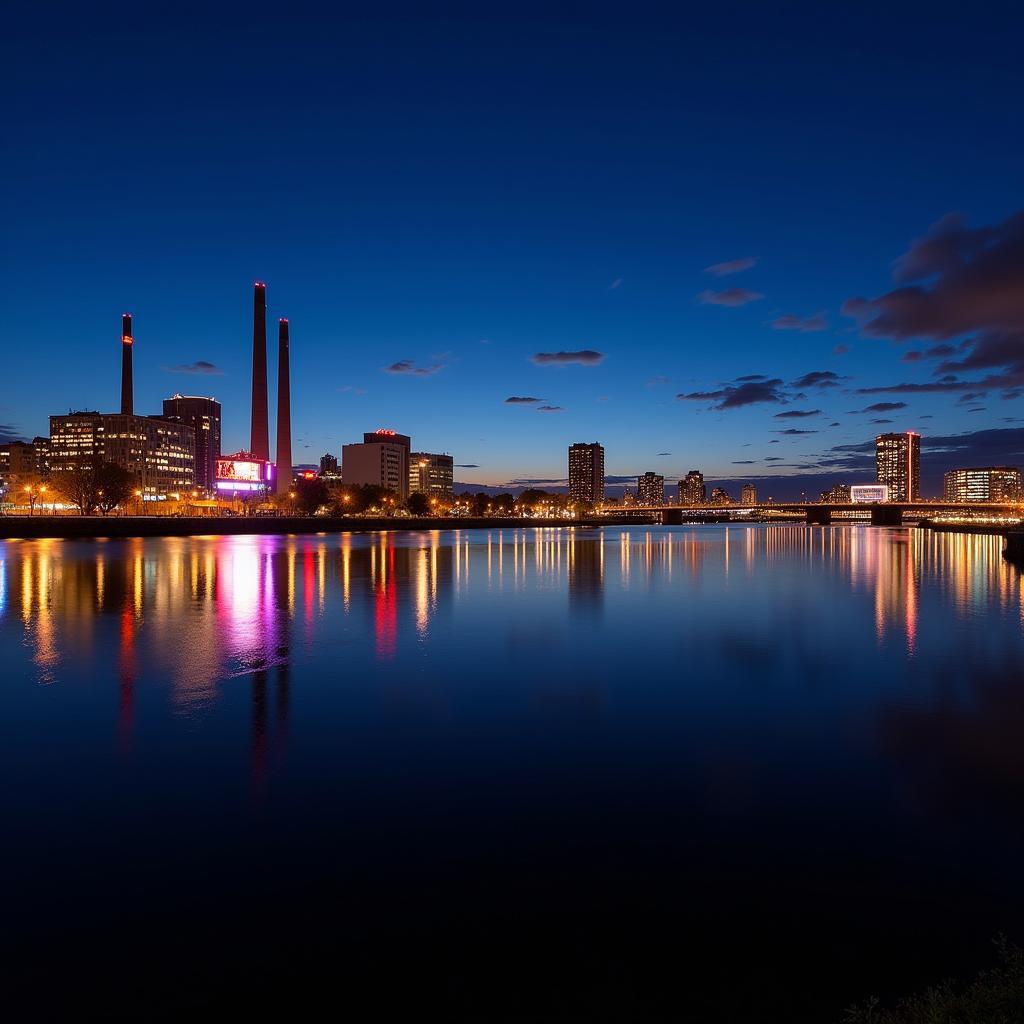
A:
3;7;1024;499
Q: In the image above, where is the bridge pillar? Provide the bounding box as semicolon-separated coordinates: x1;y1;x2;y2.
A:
871;504;903;526
661;508;684;525
806;506;831;525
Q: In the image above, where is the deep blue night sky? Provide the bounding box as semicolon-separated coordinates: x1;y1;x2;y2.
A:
3;2;1023;497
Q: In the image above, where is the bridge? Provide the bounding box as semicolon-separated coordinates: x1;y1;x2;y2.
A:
599;502;1024;527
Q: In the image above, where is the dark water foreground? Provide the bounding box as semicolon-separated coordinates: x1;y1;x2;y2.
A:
2;526;1023;1021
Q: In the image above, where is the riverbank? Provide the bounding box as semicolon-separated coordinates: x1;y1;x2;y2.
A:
0;514;619;540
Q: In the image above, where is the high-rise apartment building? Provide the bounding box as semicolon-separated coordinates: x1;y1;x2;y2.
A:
875;432;921;501
741;483;757;505
943;467;1021;503
409;452;454;497
342;430;411;497
162;395;222;492
679;469;706;505
568;443;605;505
637;471;665;505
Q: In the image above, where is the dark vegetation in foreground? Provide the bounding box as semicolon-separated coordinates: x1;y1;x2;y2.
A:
842;939;1024;1023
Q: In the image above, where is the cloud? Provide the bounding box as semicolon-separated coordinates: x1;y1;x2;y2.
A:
829;422;841;427
455;464;480;468
698;288;764;307
792;370;841;389
647;375;669;385
656;451;672;456
678;377;785;409
0;423;24;442
537;405;564;412
869;418;894;424
506;478;567;486
704;257;758;277
775;428;817;435
165;360;223;375
764;457;783;461
532;350;604;365
735;373;767;381
856;377;972;395
337;385;367;395
774;409;821;419
842;211;1024;340
505;396;542;404
851;401;908;413
772;312;829;332
731;460;756;464
385;359;444;376
834;344;849;355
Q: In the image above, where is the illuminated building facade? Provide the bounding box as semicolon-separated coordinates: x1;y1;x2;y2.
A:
821;483;851;503
568;442;605;505
343;430;411;498
0;438;48;484
162;395;222;492
679;469;706;505
710;486;732;505
741;483;757;505
409;452;454;497
851;484;888;503
215;451;274;494
943;466;1021;503
875;431;920;501
637;471;665;505
49;411;195;497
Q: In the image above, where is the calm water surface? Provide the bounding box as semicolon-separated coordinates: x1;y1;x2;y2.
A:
2;525;1023;1021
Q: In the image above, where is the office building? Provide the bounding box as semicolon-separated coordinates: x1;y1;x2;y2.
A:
410;452;454;497
320;453;340;477
49;411;195;497
162;395;222;492
568;443;605;505
679;469;706;505
741;483;757;505
875;431;920;502
0;437;48;484
637;471;665;505
342;429;411;497
821;483;851;503
943;467;1021;503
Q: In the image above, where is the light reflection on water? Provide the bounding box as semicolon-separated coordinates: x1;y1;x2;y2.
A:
1;524;1023;1021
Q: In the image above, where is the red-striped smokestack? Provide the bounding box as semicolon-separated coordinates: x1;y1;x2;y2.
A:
250;282;270;461
120;313;134;416
275;318;292;495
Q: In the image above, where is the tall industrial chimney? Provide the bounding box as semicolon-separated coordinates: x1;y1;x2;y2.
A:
120;313;134;416
250;282;270;461
275;318;292;495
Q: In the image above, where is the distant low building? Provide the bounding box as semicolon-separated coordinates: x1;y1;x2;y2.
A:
943;466;1021;503
821;483;851;503
637;471;665;505
741;483;757;505
850;484;888;504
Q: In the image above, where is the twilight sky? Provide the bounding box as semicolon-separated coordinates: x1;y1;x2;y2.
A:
3;2;1024;498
